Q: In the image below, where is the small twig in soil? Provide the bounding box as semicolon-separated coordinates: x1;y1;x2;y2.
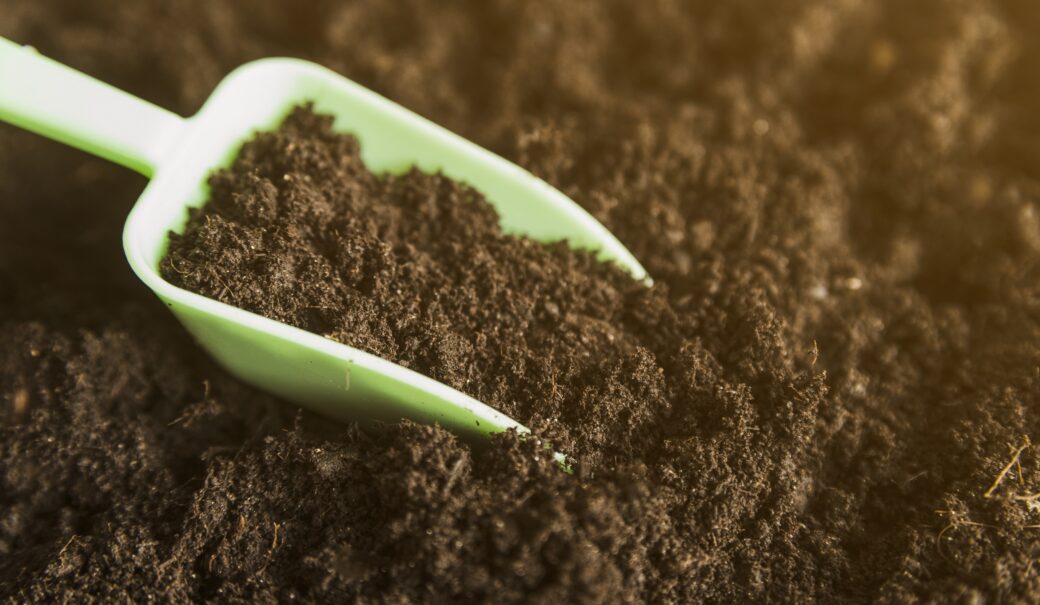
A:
257;521;282;574
901;470;927;487
58;534;78;559
168;381;213;426
935;509;994;561
268;522;280;558
443;456;466;495
983;438;1031;499
166;258;189;275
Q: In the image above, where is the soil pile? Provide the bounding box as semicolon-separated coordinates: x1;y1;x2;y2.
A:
3;0;1040;603
162;105;743;466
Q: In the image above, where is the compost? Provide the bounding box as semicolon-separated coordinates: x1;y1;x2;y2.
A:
163;104;721;465
3;1;1040;602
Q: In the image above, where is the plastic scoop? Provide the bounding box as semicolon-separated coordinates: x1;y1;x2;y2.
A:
0;37;649;440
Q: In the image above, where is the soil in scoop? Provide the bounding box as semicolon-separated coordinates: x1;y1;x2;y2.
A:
162;105;695;464
3;1;1040;603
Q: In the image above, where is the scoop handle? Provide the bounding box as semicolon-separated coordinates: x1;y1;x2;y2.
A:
0;37;184;177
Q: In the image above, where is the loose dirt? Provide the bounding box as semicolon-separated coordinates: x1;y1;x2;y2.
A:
2;1;1039;602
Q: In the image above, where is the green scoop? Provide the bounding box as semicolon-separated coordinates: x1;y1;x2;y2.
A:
0;37;649;440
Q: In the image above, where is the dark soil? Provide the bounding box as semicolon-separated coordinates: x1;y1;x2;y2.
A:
162;105;703;465
3;1;1040;603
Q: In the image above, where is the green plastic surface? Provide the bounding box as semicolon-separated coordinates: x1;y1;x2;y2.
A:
0;37;649;439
